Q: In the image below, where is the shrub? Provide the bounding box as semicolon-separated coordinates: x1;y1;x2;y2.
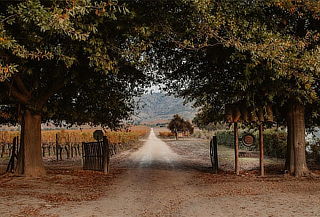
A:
216;130;234;147
263;129;287;159
306;141;320;163
158;132;175;138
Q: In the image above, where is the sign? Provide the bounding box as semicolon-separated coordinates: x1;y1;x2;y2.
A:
93;130;104;141
242;134;255;147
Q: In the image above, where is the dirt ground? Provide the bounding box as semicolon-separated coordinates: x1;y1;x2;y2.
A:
1;128;320;217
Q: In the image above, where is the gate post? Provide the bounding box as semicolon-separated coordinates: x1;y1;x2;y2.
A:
213;136;218;173
210;136;219;174
234;122;240;175
103;136;110;173
82;142;86;170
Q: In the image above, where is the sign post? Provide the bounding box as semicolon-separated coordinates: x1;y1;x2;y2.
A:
210;136;219;174
225;103;273;177
259;124;265;176
234;122;239;175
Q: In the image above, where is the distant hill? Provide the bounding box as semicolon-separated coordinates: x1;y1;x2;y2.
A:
134;92;196;125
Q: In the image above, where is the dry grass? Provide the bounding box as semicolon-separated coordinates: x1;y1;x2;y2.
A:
158;131;175;137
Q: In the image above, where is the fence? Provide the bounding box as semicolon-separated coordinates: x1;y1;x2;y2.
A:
41;142;83;160
1;134;124;174
0;143;15;159
0;141;83;161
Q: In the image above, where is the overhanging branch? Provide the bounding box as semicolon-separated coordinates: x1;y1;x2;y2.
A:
6;81;30;105
36;77;65;107
14;75;31;98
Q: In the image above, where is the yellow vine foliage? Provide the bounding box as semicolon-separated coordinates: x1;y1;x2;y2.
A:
0;126;150;144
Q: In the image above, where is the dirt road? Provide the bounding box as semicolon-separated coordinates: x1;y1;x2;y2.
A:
130;128;180;168
46;129;193;216
2;129;320;217
43;129;320;217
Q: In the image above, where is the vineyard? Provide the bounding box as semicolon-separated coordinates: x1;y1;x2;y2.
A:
0;126;150;165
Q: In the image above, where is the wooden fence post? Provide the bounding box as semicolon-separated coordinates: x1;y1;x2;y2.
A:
1;144;4;158
59;146;63;160
103;136;110;173
6;137;17;173
48;145;51;156
259;123;265;176
65;145;70;159
42;146;46;157
71;144;74;158
56;134;59;161
234;122;240;175
74;145;77;157
82;142;86;169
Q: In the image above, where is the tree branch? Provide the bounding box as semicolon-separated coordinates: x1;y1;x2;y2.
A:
6;82;30;105
13;75;31;98
1;14;17;23
167;35;222;51
36;78;65;107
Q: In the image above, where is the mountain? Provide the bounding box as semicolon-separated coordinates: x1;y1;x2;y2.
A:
134;92;196;125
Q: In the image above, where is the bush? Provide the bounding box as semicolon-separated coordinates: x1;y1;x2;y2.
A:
307;141;320;163
158;132;175;138
192;130;215;139
192;131;202;138
263;129;287;159
216;130;234;147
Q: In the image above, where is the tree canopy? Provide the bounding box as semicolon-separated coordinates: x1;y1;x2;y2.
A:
0;0;152;176
0;0;319;177
140;0;320;176
0;0;150;126
168;114;193;140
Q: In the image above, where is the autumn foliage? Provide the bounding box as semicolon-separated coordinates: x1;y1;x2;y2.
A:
0;126;150;145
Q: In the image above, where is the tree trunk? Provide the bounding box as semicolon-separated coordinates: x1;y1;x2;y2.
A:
15;109;46;177
285;108;295;174
286;103;309;177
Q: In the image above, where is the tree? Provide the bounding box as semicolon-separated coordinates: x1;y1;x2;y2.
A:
168;115;184;140
168;114;193;140
184;120;194;135
0;0;150;177
208;1;320;177
144;0;319;176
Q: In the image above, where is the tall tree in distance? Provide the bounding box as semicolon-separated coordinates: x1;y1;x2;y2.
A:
168;114;193;140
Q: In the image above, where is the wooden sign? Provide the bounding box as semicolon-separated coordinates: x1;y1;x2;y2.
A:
242;133;255;147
